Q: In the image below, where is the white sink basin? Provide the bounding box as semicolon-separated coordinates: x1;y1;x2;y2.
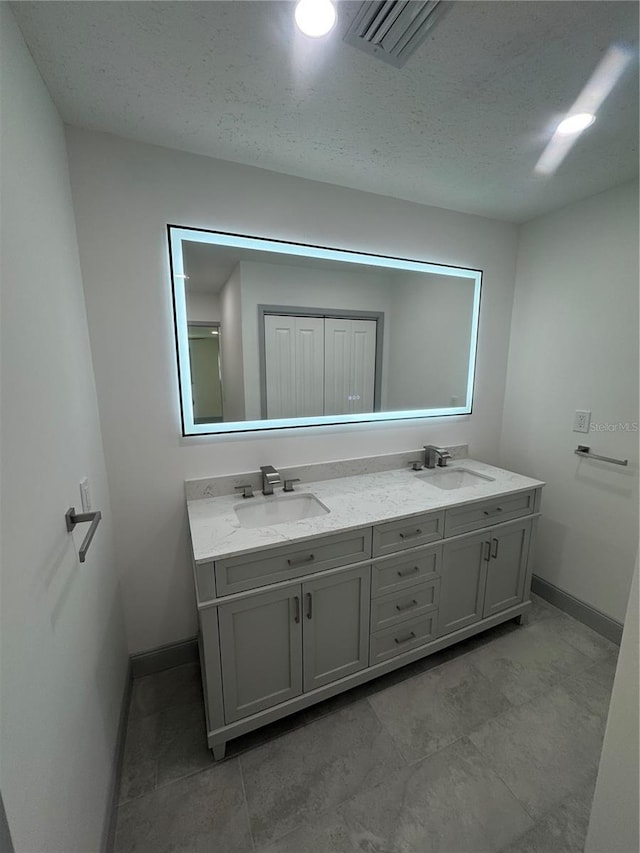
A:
234;493;330;528
415;467;495;490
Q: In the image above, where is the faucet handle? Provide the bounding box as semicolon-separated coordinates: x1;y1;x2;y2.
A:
234;484;254;499
283;478;301;492
409;460;423;471
436;449;452;467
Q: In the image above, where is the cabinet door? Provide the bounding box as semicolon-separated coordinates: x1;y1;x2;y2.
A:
483;519;531;618
302;565;371;692
438;532;489;637
218;585;302;723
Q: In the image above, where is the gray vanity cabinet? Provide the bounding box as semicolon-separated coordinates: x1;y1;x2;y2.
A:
438;532;489;636
218;585;303;724
483;519;530;618
218;565;371;723
195;480;541;759
438;518;533;636
302;565;370;692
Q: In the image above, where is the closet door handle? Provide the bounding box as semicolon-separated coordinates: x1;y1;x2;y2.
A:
306;592;313;620
491;538;499;559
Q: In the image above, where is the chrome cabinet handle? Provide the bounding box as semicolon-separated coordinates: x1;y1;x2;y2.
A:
483;540;491;562
399;528;423;539
483;507;503;516
293;595;301;624
65;507;102;563
394;631;416;645
491;538;499;559
287;553;315;568
396;599;418;612
397;565;420;578
306;592;313;620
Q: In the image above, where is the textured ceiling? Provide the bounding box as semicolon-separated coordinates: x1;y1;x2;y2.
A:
12;0;639;222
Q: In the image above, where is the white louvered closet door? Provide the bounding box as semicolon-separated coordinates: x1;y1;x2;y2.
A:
293;316;324;417
324;318;376;415
350;319;377;413
264;315;324;418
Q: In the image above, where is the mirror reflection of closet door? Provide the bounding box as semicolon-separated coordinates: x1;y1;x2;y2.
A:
264;315;324;419
324;319;376;415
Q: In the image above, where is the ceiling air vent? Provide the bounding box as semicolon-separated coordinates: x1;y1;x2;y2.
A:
343;1;451;68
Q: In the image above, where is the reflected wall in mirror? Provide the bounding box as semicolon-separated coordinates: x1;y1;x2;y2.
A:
168;226;482;435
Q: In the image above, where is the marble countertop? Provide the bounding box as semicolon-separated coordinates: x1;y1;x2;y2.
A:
187;459;544;564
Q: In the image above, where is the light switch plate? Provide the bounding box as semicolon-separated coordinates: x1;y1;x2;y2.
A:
573;410;591;433
80;478;91;512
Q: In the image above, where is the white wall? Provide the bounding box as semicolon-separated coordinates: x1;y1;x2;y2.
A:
239;259;393;419
585;555;639;853
0;8;128;852
500;181;639;622
186;290;220;323
65;128;519;653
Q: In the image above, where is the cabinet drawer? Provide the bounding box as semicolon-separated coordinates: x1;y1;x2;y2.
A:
444;491;535;538
215;527;372;596
370;579;440;633
371;544;441;598
370;612;437;665
372;511;444;557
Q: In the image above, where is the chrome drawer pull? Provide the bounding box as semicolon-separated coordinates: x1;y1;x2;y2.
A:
394;631;416;645
483;507;503;516
396;599;418;612
397;565;420;578
398;528;423;539
287;553;315;567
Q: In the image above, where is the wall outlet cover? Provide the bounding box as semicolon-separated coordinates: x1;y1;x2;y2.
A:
573;410;591;433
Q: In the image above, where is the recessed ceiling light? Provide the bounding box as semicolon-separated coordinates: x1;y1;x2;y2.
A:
556;112;596;135
295;0;337;38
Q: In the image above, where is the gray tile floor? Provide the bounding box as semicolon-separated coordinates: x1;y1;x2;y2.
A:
114;595;618;853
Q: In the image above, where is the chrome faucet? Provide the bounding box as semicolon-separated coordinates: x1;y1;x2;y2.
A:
260;465;281;495
424;445;452;469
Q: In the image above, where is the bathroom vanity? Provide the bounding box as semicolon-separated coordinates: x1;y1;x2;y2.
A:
186;454;543;759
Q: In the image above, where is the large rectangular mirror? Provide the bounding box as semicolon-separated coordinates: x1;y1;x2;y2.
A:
168;226;482;435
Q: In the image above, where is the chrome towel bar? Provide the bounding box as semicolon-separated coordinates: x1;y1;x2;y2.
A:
574;445;628;467
65;507;102;562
